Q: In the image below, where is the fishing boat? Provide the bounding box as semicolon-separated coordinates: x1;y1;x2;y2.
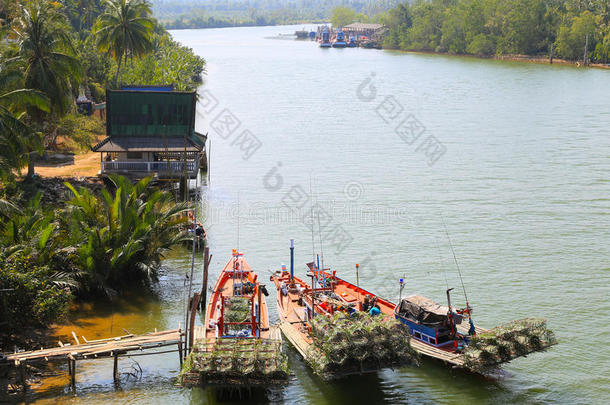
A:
332;30;347;48
319;27;331;48
308;266;556;374
205;250;270;339
181;250;288;387
348;35;357;47
271;241;416;379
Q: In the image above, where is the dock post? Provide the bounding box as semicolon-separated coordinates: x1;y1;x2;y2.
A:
178;339;183;367
188;292;201;352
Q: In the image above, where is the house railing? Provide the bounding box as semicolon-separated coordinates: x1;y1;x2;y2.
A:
101;160;198;176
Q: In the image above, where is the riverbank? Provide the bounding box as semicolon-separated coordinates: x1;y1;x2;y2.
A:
385;48;610;69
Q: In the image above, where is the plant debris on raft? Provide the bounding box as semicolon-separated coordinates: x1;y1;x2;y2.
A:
306;312;418;378
181;337;289;387
462;318;557;372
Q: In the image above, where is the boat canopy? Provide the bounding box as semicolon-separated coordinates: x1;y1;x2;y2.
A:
397;295;462;326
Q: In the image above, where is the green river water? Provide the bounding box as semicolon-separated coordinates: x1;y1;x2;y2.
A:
27;25;609;404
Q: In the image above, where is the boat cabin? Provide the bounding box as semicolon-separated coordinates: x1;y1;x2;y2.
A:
394;295;463;347
92;86;206;180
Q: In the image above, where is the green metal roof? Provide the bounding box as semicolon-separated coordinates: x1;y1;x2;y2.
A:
106;90;196;138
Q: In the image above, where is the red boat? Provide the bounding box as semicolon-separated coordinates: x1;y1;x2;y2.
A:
204;250;270;339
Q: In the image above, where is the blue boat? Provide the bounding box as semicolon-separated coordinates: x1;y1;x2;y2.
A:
332;30;347;48
348;35;357;47
394;291;472;348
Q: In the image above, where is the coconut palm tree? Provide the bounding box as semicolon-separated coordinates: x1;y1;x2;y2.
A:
94;0;154;87
9;0;82;117
6;0;82;177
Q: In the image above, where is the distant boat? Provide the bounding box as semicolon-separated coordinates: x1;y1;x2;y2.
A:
309;31;316;40
295;29;309;39
319;27;331;48
348;35;357;47
332;30;347;48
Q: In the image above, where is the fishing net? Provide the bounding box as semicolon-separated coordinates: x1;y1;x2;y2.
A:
462;318;557;372
181;337;289;386
305;312;418;379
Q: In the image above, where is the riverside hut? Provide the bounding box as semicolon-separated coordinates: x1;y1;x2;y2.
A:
343;23;387;41
92;86;206;180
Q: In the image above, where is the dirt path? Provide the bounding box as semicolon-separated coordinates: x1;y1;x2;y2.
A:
21;152;101;178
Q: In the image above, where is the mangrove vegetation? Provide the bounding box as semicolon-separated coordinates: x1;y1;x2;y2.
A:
381;0;610;63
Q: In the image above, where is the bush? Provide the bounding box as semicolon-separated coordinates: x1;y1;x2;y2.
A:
55;113;105;152
0;253;70;332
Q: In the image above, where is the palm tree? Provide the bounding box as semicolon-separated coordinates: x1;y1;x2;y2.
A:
0;66;50;180
7;0;82;176
10;0;82;117
94;0;154;87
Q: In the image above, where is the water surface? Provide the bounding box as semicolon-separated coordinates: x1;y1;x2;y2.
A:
31;25;610;404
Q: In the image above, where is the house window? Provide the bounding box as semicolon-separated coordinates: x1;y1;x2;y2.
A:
127;152;142;159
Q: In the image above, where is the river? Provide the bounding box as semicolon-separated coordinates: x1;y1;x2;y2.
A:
30;25;609;404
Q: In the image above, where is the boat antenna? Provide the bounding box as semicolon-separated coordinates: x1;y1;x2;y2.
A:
434;235;450;291
237;191;240;253
309;175;316;270
315;180;325;276
440;213;469;305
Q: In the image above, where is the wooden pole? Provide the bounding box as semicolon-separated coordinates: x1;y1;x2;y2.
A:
549;43;554;64
200;246;210;311
177;340;183;367
188;292;201;352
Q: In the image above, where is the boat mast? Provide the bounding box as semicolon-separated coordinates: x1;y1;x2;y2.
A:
441;214;470;308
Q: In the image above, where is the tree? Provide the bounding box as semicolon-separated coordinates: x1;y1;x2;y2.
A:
94;0;155;87
555;11;598;60
331;6;356;29
10;0;82;117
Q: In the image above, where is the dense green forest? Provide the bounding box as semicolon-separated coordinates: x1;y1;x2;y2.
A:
153;0;399;29
0;0;204;342
380;0;610;63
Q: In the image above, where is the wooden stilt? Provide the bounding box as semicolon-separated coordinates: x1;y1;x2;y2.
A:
70;359;76;388
20;363;27;394
178;341;183;367
113;352;119;382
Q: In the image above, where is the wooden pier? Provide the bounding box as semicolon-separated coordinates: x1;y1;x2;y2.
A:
3;329;183;389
